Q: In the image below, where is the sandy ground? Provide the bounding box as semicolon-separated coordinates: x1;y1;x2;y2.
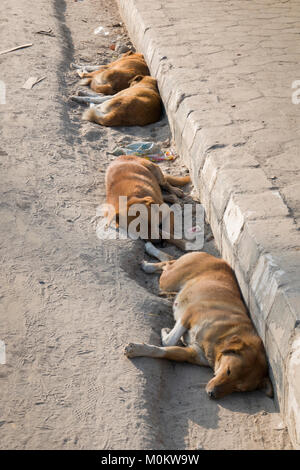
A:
0;0;291;449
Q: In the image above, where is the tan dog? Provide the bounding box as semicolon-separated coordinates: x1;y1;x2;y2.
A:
104;155;191;249
81;76;162;127
78;51;150;95
124;243;273;399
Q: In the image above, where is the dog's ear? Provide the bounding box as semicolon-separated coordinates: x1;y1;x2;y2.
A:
221;335;245;355
122;50;133;57
259;376;274;398
129;75;144;86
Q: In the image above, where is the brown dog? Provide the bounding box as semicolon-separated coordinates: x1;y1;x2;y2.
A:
104;155;191;249
78;51;150;95
124;243;273;399
81;75;162;127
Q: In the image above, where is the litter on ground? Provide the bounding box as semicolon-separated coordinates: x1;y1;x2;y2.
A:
111;141;176;162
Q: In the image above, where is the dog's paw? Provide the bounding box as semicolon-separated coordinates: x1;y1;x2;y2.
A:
161;328;171;346
141;260;148;271
173;187;184;198
124;343;140;358
77;69;86;78
141;260;157;274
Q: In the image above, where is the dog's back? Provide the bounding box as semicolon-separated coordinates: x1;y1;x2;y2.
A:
82;52;150;94
106;155;163;208
83;76;162;127
130;247;273;398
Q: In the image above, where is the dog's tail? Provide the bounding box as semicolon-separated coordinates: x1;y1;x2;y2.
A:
103;205;119;229
82;107;95;122
165;175;191;187
82;107;104;124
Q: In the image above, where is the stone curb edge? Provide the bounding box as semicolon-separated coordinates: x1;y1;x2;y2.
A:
117;0;300;448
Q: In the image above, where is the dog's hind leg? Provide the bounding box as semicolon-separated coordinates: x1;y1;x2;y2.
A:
83;66;105;72
90;83;115;95
70;95;113;105
164;175;191;187
161;175;191;198
145;241;173;261
71;63;103;71
167;236;187;251
90;95;114;103
141;260;173;274
82;103;110;123
78;89;102;97
77;66;107;78
163;193;179;204
140;161;188;198
124;343;204;365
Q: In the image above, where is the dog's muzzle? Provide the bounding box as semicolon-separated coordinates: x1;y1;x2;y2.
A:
207;389;217;399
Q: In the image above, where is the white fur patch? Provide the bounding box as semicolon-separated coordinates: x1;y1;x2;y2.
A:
145;242;171;261
161;319;187;346
141;260;158;273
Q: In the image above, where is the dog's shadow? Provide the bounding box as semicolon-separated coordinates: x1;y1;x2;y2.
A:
129;337;279;450
118;233;277;449
110;113;170;142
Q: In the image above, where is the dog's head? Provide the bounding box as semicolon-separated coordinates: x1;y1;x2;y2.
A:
121;51;144;60
122;50;134;57
206;334;273;399
129;75;158;89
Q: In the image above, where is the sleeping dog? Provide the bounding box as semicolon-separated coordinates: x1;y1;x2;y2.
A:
77;51;150;95
104;155;191;249
72;75;162;127
125;243;273;399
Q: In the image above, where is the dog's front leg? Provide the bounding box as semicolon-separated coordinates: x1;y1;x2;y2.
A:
76;65;107;77
161;319;187;346
124;343;201;364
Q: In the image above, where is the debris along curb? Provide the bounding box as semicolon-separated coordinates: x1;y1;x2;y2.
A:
117;0;300;448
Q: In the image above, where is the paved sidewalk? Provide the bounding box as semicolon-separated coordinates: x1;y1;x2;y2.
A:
3;0;290;451
118;0;300;448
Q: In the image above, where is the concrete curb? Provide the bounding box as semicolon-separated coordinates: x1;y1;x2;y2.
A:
118;0;300;448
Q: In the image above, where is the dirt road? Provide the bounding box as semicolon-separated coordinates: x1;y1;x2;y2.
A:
0;0;291;449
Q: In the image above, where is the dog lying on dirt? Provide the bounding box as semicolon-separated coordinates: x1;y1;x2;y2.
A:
74;75;162;127
77;51;150;95
104;155;191;249
124;243;273;399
